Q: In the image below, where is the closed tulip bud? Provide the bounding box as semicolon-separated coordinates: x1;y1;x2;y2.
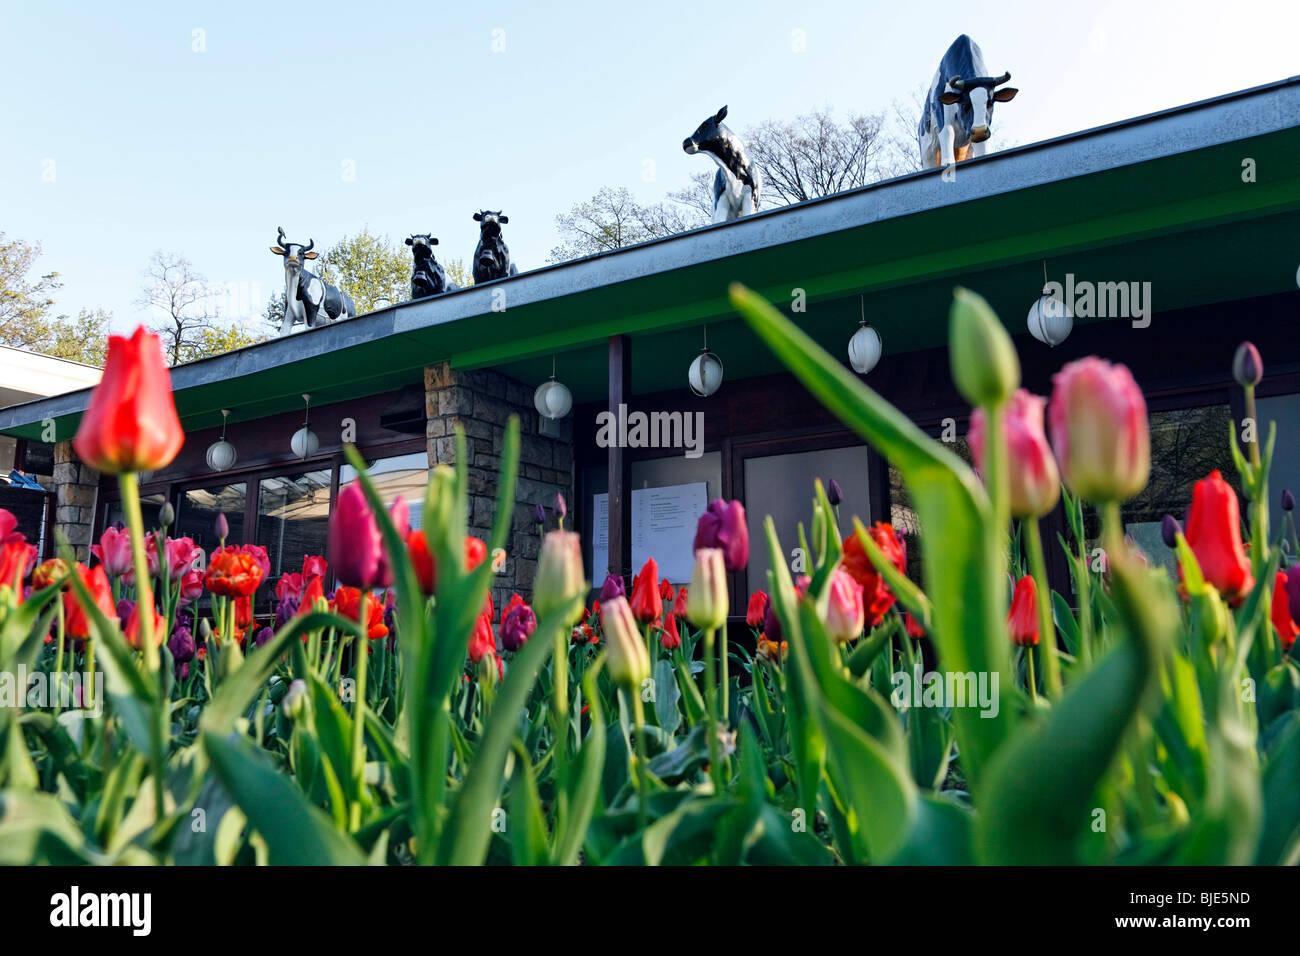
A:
1184;470;1254;604
282;678;308;719
629;557;663;623
1007;575;1040;646
1161;514;1181;548
601;596;650;690
1271;570;1298;650
198;617;213;644
1049;356;1150;503
599;573;625;602
826;478;844;507
970;389;1060;518
159;502;174;529
219;638;244;679
533;530;584;625
687;548;729;631
73;326;184;474
534;503;546;525
1232;341;1263;387
554;493;567;520
1283;489;1295;513
949;287;1019;409
694;499;749;572
215;512;229;541
824;568;865;643
329;483;386;589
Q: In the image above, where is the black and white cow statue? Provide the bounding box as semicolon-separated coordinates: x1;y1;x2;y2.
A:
471;211;518;284
917;35;1018;169
683;105;761;222
405;233;458;299
269;227;355;335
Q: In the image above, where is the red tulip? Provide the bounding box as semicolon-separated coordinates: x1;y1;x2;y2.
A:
659;578;675;603
904;612;926;639
672;585;690;619
331;586;389;640
1183;470;1254;604
1270;570;1298;650
745;590;770;628
234;595;253;628
73;326;184;474
629;557;662;624
64;565;115;639
296;576;325;617
205;547;266;597
841;523;906;627
0;535;37;599
0;509;14;540
1049;357;1149;502
969;388;1060;518
659;611;682;650
468;612;496;663
126;604;166;649
1007;575;1040;646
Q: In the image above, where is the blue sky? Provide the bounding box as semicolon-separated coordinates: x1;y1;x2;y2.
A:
2;0;1297;334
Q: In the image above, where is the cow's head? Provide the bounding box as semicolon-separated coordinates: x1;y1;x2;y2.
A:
938;72;1017;144
270;227;317;271
683;105;730;155
405;233;439;262
473;210;509;239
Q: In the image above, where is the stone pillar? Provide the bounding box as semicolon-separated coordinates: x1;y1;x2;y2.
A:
424;363;574;609
52;441;99;561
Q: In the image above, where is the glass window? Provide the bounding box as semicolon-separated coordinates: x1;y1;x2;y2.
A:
257;470;332;606
745;444;872;596
103;491;169;534
175;483;246;553
890;437;971;586
339;452;429;528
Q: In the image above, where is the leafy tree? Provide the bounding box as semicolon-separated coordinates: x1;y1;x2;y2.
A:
443;257;474;289
179;322;269;363
0;233;63;348
316;227;409;314
262;291;286;333
28;308;113;366
137;251;219;365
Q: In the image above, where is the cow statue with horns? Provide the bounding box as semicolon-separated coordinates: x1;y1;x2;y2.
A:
269;227;356;335
917;35;1018;169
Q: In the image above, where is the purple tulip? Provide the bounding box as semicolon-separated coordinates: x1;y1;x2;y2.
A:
827;479;844;507
1161;514;1180;549
1232;342;1263;388
254;626;274;648
169;624;195;664
762;601;783;643
694;499;749;572
535;503;546;525
599;573;625;602
1283;489;1295;513
274;596;298;630
500;603;537;652
115;598;135;630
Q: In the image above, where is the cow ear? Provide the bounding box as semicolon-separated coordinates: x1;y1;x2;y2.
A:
938;91;962;105
498;216;508;224
303;251;319;260
430;237;439;245
270;246;286;255
473;212;483;222
405;237;413;246
715;105;728;122
993;86;1018;102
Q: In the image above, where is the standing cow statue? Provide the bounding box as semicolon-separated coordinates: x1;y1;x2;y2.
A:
918;35;1018;169
269;227;355;335
683;105;761;222
406;233;458;299
471;211;518;284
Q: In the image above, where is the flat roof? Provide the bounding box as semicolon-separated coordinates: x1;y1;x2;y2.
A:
3;75;1299;441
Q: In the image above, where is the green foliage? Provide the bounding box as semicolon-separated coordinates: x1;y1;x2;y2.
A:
316;227;411;313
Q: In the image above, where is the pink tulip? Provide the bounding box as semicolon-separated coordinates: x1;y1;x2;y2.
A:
694;499;749;572
177;569;204;607
824;567;866;643
1049;357;1149;502
90;526;133;579
165;537;203;579
969;389;1060;518
329;483;386;589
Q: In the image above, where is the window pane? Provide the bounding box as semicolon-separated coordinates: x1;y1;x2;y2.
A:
890;437;971;585
339;452;429;527
745;444;872;597
103;492;168;534
175;483;246;552
257;470;332;609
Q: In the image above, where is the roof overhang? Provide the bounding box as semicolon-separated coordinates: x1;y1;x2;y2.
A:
3;76;1299;441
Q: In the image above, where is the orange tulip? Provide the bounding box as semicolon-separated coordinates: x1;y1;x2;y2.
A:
73;326;184;474
331;586;388;640
64;565;115;640
205;547;265;597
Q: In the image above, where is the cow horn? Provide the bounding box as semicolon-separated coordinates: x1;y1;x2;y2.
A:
277;226;288;245
993;71;1011;85
302;237;314;254
949;76;966;91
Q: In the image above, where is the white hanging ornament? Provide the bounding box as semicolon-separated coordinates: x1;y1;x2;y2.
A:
291;394;318;459
688;326;723;397
533;357;573;420
847;297;883;374
206;408;237;472
1028;264;1073;346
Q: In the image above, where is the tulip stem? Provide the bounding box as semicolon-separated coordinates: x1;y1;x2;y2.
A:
552;628;570;825
350;620;369;832
1023;520;1062;697
702;627;723;793
117;470;165;824
1025;645;1037;703
53;593;65;716
630;690;649;830
720;620;730;723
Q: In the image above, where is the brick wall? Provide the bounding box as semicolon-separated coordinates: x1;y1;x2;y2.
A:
424;363;574;608
52;441;98;561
